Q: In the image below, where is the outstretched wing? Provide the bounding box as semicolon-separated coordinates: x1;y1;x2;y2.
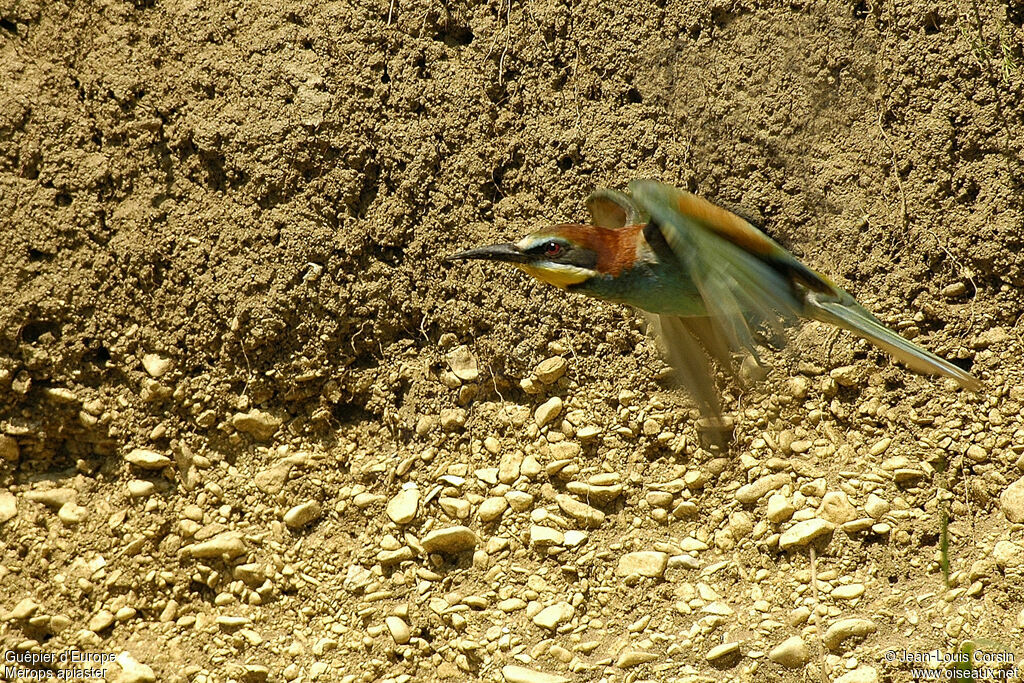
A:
630;179;809;361
629;179;981;391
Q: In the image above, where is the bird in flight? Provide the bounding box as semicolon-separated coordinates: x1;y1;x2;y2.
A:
447;179;980;426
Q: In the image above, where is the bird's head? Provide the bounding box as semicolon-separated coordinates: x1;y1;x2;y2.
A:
447;223;638;288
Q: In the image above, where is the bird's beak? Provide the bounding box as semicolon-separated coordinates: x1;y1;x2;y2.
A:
445;243;530;264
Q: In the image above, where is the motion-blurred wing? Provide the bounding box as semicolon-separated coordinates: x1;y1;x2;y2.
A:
630;179;807;360
586;188;647;228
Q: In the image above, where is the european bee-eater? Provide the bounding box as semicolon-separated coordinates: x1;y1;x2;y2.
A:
447;179;981;420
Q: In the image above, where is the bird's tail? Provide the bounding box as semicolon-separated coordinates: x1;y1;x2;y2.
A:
805;294;982;392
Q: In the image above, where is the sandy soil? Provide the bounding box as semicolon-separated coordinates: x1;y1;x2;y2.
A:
2;0;1024;681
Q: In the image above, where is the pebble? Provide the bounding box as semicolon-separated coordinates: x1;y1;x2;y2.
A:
534;357;567;384
141;353;173;378
705;641;740;662
478;497;508;522
498;452;522;482
565;481;622;505
127;480;156;498
439;408;467;431
447;345;479;381
254;464;291;495
616;552;668;578
283;501;322;528
965;444;988;463
187;532;247;559
439;497;471;519
8;598;39;620
386;488;420;524
1000;476;1024;524
993;540;1024;569
89;610;115;632
502;665;570;683
832;584;866;600
864;494;890;519
0;434;19;461
555;494;605;528
779;519;835;550
534;397;563;428
735;474;789;504
530;525;564;547
766;494;795;523
769;636;809;668
835;666;880;683
0;491;16;523
114;652;156;683
615;650;658;668
385;616;411;644
818;491;857;524
58;502;88;525
532;602;574;630
823;617;877;651
830;365;864;386
506;491;534;511
231;409;282;440
124;449;172;470
421;526;477;554
24;488;76;508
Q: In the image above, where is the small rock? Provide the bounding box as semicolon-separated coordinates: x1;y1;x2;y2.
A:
830;365;864;386
0;434;19;461
766;494;795;523
779;519;835;550
832;584;866;600
385;616;411;644
502;664;570;683
254;464;291;495
834;666;880;683
127;480;156;498
534;357;567;384
439;408;467;431
705;641;740;662
1000;477;1024;524
555;494;605;528
447;345;479;381
942;282;967;299
24;488;76;509
8;598;39;620
498;452;522;483
735;474;790;504
823;618;876;651
141;354;173;378
769;636;809;668
534;397;563;428
615;650;659;668
387;488;420;525
864;494;890;519
187;532;247;559
124;449;172;470
530;525;564;547
479;497;508;522
818;491;857;524
231;409;282;441
283;501;321;528
113;652;156;683
439;497;471;519
965;444;988;463
532;602;574;630
0;491;16;523
993;540;1024;569
616;551;668;579
58;502;88;525
89;610;115;633
421;526;477;554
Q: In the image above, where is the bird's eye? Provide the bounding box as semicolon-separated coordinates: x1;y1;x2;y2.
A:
544;242;563;257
